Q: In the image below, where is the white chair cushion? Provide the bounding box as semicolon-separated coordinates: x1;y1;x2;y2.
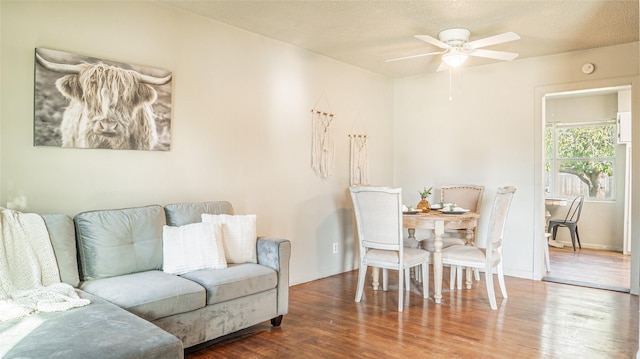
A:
201;214;257;264
442;245;501;267
364;249;399;263
421;237;466;252
162;222;227;275
364;248;429;266
403;247;431;265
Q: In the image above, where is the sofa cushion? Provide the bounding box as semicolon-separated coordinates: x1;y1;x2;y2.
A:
0;290;183;359
74;205;165;280
164;201;234;226
179;263;277;305
40;214;80;287
162;222;227;275
201;214;257;264
80;270;205;321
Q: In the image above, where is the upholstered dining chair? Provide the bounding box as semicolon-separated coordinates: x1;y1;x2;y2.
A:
547;195;584;251
418;185;484;287
441;186;516;310
421;184;485;252
349;186;430;312
441;184;485;214
441;184;485;243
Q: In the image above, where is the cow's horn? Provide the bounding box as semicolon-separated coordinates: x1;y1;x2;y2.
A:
35;52;81;74
138;73;172;86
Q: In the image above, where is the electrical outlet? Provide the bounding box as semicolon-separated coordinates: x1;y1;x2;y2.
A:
332;243;338;254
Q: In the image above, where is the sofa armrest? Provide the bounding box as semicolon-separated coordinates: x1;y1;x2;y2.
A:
257;237;290;316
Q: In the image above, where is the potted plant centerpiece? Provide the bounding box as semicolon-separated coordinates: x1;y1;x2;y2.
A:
417;186;432;213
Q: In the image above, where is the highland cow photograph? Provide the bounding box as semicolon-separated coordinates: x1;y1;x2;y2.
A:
34;48;172;151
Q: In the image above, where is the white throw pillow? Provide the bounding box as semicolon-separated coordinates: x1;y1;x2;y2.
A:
201;214;257;264
162;222;227;275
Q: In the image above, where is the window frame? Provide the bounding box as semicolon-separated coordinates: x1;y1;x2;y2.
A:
545;119;617;202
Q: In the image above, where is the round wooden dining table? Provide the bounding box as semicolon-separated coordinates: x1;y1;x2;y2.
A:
370;210;480;304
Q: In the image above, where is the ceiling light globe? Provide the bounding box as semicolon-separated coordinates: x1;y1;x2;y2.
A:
442;52;469;68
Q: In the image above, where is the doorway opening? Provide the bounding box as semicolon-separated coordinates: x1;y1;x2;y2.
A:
541;85;632;292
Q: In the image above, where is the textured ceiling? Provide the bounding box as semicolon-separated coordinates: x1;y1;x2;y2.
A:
161;0;639;78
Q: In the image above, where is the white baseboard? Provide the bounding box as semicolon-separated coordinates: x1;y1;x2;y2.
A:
554;241;623;252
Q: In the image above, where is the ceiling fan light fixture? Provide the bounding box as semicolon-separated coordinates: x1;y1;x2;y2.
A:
442;51;468;68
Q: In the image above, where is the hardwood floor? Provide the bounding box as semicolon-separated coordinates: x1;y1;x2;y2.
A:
186;267;638;358
544;246;631;291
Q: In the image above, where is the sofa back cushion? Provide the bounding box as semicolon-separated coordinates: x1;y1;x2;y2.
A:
41;214;80;287
74;205;165;281
164;201;234;226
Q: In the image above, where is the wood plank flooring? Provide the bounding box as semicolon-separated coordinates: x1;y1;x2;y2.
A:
186;267;638;358
544;246;630;291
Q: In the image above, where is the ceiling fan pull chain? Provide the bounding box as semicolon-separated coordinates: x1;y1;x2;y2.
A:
449;68;453;101
457;67;463;97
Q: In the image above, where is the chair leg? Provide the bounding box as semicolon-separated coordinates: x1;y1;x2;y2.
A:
422;263;429;298
485;268;497;310
405;268;411;291
456;266;463;290
355;264;367;302
569;226;577;251
414;266;422;283
575;226;582;249
497;264;508;298
544;233;551;272
449;266;456;290
382;268;389;291
473;268;480;281
398;267;404;312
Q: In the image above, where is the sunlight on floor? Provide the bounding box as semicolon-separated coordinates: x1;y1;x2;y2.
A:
544;246;630;292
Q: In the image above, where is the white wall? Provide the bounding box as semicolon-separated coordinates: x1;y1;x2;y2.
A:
393;43;639;280
0;1;394;285
1;1;639;289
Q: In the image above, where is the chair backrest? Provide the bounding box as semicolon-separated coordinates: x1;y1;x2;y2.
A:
564;195;584;223
484;186;517;261
349;186;403;252
441;185;485;212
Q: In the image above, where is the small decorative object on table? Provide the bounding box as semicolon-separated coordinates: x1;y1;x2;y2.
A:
417;186;432;213
402;204;420;215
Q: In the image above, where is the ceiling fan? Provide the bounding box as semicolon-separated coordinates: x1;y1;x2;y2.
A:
386;28;520;71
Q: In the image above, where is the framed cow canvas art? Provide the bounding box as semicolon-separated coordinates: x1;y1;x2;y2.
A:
34;48;172;151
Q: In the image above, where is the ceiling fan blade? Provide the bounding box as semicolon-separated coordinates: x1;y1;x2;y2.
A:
436;61;449;72
469;49;519;61
414;35;451;49
466;32;520;49
385;51;445;63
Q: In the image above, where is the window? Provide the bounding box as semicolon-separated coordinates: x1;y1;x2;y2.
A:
545;120;616;200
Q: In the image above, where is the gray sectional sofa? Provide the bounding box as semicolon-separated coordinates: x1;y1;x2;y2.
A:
0;201;291;359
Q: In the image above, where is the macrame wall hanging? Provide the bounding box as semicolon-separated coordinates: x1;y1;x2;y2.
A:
310;109;335;180
349;134;369;186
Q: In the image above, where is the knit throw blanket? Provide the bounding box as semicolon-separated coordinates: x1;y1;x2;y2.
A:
0;209;89;322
